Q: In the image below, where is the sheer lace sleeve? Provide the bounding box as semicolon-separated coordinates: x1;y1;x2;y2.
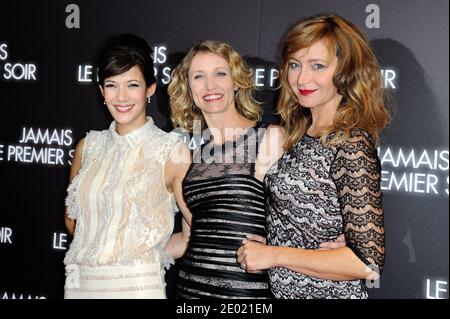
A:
330;130;385;273
149;131;182;215
65;175;81;220
65;130;105;221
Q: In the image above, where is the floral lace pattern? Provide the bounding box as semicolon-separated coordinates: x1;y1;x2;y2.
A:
265;129;384;299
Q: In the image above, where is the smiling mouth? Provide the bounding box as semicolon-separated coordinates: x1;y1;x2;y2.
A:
203;94;223;101
114;104;134;113
299;89;318;96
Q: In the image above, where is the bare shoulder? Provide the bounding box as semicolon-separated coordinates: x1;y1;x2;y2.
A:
255;124;286;177
164;141;191;193
69;138;85;181
262;124;287;153
169;140;191;164
73;137;86;164
167;141;191;179
266;124;287;141
75;137;85;153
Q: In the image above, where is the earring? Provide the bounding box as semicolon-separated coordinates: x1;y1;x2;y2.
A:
147;96;151;104
103;100;106;105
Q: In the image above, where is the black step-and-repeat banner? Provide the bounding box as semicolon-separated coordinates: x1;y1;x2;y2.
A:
0;0;448;299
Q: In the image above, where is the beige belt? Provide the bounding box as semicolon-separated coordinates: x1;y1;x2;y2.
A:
64;263;166;299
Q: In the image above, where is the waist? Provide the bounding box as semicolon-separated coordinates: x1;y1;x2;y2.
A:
76;262;163;276
64;263;166;299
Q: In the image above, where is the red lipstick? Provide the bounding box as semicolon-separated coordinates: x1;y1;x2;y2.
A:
299;89;317;96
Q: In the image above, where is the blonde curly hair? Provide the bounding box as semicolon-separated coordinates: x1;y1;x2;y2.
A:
278;14;391;150
168;40;262;132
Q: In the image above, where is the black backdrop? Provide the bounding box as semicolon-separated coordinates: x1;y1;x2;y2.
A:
0;0;448;299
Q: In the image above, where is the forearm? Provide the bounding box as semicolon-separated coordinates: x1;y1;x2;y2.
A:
165;231;189;259
272;246;374;281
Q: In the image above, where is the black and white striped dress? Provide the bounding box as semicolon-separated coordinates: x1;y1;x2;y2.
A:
177;123;271;299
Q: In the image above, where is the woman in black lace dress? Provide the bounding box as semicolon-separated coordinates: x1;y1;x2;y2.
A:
237;14;390;298
165;41;286;298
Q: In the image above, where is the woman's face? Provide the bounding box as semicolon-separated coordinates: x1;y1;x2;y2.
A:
287;39;341;113
188;52;237;116
100;65;155;132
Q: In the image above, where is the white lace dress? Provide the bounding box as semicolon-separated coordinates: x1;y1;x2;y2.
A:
64;118;180;299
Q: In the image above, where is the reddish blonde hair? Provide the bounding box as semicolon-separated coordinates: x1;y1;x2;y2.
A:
278;14;391;149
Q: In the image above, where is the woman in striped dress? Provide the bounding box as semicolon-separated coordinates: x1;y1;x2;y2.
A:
166;41;286;298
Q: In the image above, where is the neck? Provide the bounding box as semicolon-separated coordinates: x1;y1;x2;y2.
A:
309;112;333;136
203;107;255;143
308;96;341;136
116;116;148;136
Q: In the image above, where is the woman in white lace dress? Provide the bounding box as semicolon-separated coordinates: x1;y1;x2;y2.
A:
63;34;190;299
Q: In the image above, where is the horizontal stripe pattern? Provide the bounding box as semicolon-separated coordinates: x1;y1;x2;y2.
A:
179;174;270;298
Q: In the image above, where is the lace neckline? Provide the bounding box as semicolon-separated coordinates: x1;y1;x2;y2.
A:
204;121;262;147
108;116;155;148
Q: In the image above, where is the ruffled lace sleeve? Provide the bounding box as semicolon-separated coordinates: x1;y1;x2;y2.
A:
330;131;385;273
65;174;82;220
144;130;182;215
161;134;183;215
160;247;175;270
64;130;103;220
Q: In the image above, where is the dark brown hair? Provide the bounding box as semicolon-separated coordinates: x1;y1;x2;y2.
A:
97;33;156;87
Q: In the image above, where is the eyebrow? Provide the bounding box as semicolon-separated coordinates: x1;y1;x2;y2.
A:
190;67;229;73
104;79;142;82
289;57;328;63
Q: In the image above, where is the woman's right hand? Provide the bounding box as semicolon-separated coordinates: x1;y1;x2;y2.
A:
319;234;346;250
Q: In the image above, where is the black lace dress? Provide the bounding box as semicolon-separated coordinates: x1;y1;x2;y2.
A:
264;129;385;299
177;123;272;299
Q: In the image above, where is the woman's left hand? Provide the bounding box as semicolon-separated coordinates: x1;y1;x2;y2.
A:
245;234;267;245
